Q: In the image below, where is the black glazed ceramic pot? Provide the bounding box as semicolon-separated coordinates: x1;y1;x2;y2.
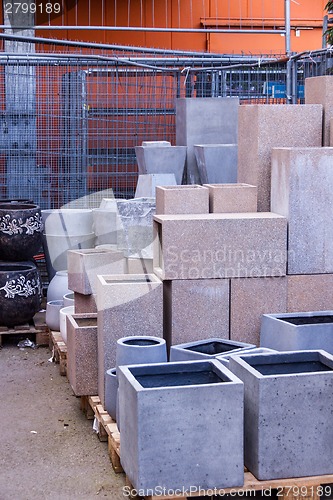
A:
0;203;44;261
0;261;42;327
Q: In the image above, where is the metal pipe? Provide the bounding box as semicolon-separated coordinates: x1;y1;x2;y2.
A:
285;0;291;55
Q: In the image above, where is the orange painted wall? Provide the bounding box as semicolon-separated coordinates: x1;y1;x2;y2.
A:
34;0;328;54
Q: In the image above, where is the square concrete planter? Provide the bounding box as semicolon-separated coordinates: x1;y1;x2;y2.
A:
260;310;333;354
66;313;98;396
217;347;277;368
67;248;125;295
118;359;244;494
170;338;256;362
229;350;333;480
194;144;238;184
204;183;257;213
155;185;209;215
96;273;163;406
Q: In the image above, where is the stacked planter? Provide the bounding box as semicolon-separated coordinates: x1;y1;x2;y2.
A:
0;202;43;327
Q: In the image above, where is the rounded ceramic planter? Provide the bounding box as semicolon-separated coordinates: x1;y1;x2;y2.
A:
63;292;75;307
47;270;71;302
45;299;64;331
116;336;167;373
105;368;118;421
59;305;75;343
0;203;43;261
0;261;42;327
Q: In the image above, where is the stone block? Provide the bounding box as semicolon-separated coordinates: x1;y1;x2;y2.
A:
155;185;209;215
194;144;238;184
229;350;333;479
271;147;333;274
260;310;333;354
67;248;125;295
135;145;186;184
96;273;163;405
66;313;98;396
134;173;177;198
74;292;97;314
118;360;244;494
305;76;333;146
163;278;230;347
287;274;333;312
238;104;322;211
204;183;257;213
176;97;239;184
117;198;155;259
153;213;287;280
230;277;288;346
126;257;153;274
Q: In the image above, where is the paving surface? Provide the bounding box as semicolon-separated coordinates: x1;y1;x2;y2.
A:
0;341;126;500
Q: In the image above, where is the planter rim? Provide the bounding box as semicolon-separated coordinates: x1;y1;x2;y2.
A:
230;349;333;379
118;359;242;391
117;335;166;348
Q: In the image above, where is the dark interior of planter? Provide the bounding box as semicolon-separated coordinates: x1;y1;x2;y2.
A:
184;341;238;355
136;370;226;388
251;360;333;375
123;338;160;346
282;315;333;325
75;318;97;327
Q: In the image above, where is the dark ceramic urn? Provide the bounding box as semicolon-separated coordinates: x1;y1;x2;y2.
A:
0;261;42;326
0;203;43;261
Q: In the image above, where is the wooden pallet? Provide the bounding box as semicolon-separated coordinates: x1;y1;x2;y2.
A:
81;395;122;474
127;472;333;500
49;331;67;376
0;309;49;347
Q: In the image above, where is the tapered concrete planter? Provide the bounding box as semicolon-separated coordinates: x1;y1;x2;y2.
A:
116;336;167;372
229;350;333;480
97;273;163;405
217;348;277;368
194;144;238;184
134;173;177;198
260;311;333;354
170;338;256;362
135;144;186;184
66;313;98;396
118;360;244;494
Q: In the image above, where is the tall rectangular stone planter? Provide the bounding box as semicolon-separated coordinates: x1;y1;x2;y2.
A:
66;313;98;396
163;278;230;347
260;310;333;354
204;183;257;213
67;248;125;295
271;147;333;274
230;350;333;480
237;104;322;211
153;213;287;280
118;360;244;494
305;75;333;146
287;274;333;313
176;97;239;184
96;273;163;405
155;185;209;215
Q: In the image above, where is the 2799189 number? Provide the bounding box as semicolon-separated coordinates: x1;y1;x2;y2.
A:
4;3;61;14
276;485;332;497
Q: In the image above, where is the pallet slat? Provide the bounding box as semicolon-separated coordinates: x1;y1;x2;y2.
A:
0;310;49;346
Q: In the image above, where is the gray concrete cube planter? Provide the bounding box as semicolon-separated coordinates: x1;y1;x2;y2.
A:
229;350;333;480
118;359;244;494
260;311;333;354
170;337;256;362
217;347;277;368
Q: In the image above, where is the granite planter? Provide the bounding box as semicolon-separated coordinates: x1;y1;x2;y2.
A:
260;310;333;354
118;359;244;494
0;261;42;326
0;203;43;261
155;185;209;215
170;338;256;362
116;336;167;373
229;350;333;480
66;313;98;396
